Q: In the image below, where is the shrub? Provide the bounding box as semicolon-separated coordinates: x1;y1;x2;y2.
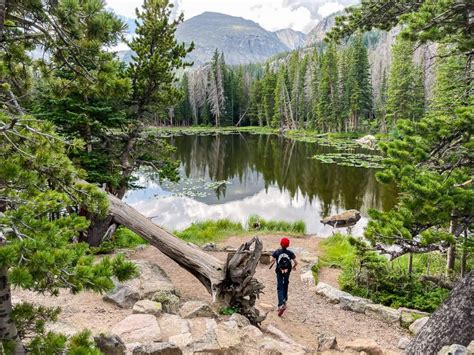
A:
175;219;244;245
93;227;147;254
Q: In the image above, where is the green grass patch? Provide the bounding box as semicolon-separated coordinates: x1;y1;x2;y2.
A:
247;215;306;234
174;219;245;245
319;233;356;268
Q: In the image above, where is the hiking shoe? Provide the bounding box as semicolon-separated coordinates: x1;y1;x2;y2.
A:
277;304;287;317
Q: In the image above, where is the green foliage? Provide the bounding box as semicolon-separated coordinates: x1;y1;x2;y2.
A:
93;227;148;254
175;219;245;245
247;215;306;234
218;306;240;316
320;234;450;312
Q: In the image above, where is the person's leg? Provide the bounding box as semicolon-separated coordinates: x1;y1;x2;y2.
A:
276;272;285;307
283;273;290;304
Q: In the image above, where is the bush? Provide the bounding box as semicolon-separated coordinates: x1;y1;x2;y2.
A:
93;227;147;254
247;215;306;234
320;234;450;312
175;219;244;245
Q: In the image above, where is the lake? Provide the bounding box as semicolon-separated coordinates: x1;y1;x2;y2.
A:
124;133;397;236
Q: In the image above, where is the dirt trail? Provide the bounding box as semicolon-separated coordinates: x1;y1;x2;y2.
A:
15;234;410;352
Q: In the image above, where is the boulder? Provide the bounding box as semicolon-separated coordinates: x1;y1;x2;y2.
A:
132;300;162;316
111;314;161;343
45;321;78;337
408;316;429;335
321;209;361;228
355;135;377;149
258;303;275;312
438;344;468;355
229;313;250;328
300;270;315;286
159;314;191;340
397;337;411;350
132;342;182;355
314;282;352;303
94;335;126;355
153;290;180;314
345;339;383;355
215;321;242;350
241;325;263;342
259;337;306;355
186;318;220;353
399;307;430;328
104;284;140;308
467;341;474;353
317;333;337;351
179;301;217;319
260;252;272;265
104;261;176;308
364;303;401;324
339;295;372;314
168;332;193;348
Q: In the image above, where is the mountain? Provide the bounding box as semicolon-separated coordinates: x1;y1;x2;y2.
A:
304;13;338;47
275;29;306;50
175;12;291;66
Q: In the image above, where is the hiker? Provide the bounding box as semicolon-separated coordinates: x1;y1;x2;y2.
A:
271;237;297;316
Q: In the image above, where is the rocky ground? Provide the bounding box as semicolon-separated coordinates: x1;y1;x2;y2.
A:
15;234;412;354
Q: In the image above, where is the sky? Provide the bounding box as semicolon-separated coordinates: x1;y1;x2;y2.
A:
106;0;359;33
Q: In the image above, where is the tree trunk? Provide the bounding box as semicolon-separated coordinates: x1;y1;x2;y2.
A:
106;194;265;324
405;270;473;354
408;253;413;274
446;245;455;276
0;268;25;354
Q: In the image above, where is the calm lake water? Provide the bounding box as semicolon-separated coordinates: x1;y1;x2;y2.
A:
124;133;397;236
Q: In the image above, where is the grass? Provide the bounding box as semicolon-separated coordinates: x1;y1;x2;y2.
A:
319;233;356;268
174;219;245;245
247;215;306;234
92;227;147;254
174;216;307;246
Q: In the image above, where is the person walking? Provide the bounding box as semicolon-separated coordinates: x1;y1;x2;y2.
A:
271;237;297;317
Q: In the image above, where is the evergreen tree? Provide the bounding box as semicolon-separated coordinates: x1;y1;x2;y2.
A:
207;50;226;126
385;37;425;125
318;43;340;132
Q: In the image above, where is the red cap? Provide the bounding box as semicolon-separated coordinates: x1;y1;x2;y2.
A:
280;237;290;248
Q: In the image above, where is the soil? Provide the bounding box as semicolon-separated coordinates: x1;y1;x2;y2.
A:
15;234;410;353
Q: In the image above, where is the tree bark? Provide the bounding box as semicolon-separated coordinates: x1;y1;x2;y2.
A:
106;194;265;324
0;267;25;354
405;270;473;354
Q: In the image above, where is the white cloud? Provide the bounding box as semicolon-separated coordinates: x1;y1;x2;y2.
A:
105;0;359;33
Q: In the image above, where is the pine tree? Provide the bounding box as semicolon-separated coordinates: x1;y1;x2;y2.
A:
273;66;295;129
207;50;226;127
318;43;340;132
385;37;425;126
262;65;277;127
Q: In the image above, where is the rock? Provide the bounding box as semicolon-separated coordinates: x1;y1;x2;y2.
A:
321;209;361;228
132;342;182;355
229;313;250;327
186;318;220;353
260;252;272;265
168;332;193;348
438;344;468;355
355;135;377;149
317;333;337;351
259;337;306;355
104;261;177;308
314;282;352;303
159;314;191;340
104;284;141;309
397;337;411;350
300;270;315;286
339;295;372;314
202;242;217;251
132;300;162;316
241;325;263;342
467;341;474;353
409;316;429;335
111;314;161;343
179;300;217;319
215;321;242;350
399;307;430;328
266;325;298;346
153;290;180;314
94;335;126;355
345;339;383;355
364;303;401;324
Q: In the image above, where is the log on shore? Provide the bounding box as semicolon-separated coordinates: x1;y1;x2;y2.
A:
106;194;265;324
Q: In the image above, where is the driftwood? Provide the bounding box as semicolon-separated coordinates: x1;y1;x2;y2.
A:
107;194;265;324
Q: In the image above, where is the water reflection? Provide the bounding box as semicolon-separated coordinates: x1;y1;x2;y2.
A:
125;133;397;236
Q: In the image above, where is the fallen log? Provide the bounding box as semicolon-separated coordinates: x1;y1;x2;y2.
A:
106;194;265;324
321;209;361;228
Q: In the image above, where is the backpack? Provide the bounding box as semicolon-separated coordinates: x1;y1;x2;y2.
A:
277;251;292;273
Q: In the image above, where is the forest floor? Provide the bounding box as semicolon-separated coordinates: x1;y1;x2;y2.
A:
15;234;410;353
